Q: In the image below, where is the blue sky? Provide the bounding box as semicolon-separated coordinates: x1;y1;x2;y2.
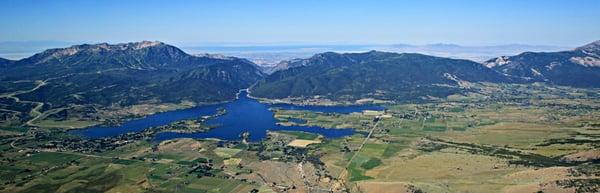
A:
1;0;599;46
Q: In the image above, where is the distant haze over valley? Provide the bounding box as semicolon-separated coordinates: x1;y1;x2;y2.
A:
0;41;569;64
3;1;600;192
182;43;569;65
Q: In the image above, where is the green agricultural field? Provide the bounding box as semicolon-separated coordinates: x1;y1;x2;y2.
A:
1;83;599;193
274;109;377;131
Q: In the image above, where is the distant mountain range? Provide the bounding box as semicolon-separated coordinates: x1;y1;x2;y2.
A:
384;43;569;62
0;41;264;108
251;51;515;101
180;43;568;67
1;41;569;66
1;40;599;107
484;40;600;88
252;40;600;101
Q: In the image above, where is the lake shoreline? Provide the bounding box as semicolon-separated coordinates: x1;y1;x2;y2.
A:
71;90;383;142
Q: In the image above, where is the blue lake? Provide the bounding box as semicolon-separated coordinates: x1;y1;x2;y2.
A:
71;90;384;142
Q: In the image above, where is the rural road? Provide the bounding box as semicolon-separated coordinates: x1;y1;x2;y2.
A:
333;119;381;191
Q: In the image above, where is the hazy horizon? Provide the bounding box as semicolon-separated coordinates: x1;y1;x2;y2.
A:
0;40;573;63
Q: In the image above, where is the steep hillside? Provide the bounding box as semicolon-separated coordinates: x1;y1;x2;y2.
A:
0;57;14;68
252;51;511;101
485;40;600;87
0;41;264;108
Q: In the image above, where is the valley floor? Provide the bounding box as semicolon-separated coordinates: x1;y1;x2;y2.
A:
1;83;599;193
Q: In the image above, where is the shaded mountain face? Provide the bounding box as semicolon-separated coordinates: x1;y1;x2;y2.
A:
251;51;512;101
0;57;14;68
484;40;600;87
5;40;599;108
1;41;232;80
153;60;265;103
1;41;264;107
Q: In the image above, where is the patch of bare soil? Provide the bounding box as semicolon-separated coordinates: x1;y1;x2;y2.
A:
503;181;577;193
157;138;202;152
561;149;600;162
356;182;423;193
287;139;321;148
237;160;335;193
503;166;600;193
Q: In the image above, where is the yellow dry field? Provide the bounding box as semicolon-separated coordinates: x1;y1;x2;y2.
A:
436;122;563;146
561;149;600;162
156;138;203;160
335;123;355;129
505;167;572;183
355;98;391;104
287;139;321;147
501;166;600;193
155;159;174;164
433;122;590;156
157;138;202;152
224;158;242;166
502;182;577;193
107;142;153;159
355;182;418;193
238;161;307;193
366;148;528;193
362;110;384;116
464;106;549;124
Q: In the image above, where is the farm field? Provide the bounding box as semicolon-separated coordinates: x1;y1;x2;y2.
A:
1;84;599;193
2;2;600;192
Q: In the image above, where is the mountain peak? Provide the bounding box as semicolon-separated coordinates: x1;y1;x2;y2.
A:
80;41;166;51
575;40;600;53
67;40;165;50
121;41;165;49
42;41;165;55
24;41;175;64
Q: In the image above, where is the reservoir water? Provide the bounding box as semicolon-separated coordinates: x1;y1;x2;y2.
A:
71;90;384;142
